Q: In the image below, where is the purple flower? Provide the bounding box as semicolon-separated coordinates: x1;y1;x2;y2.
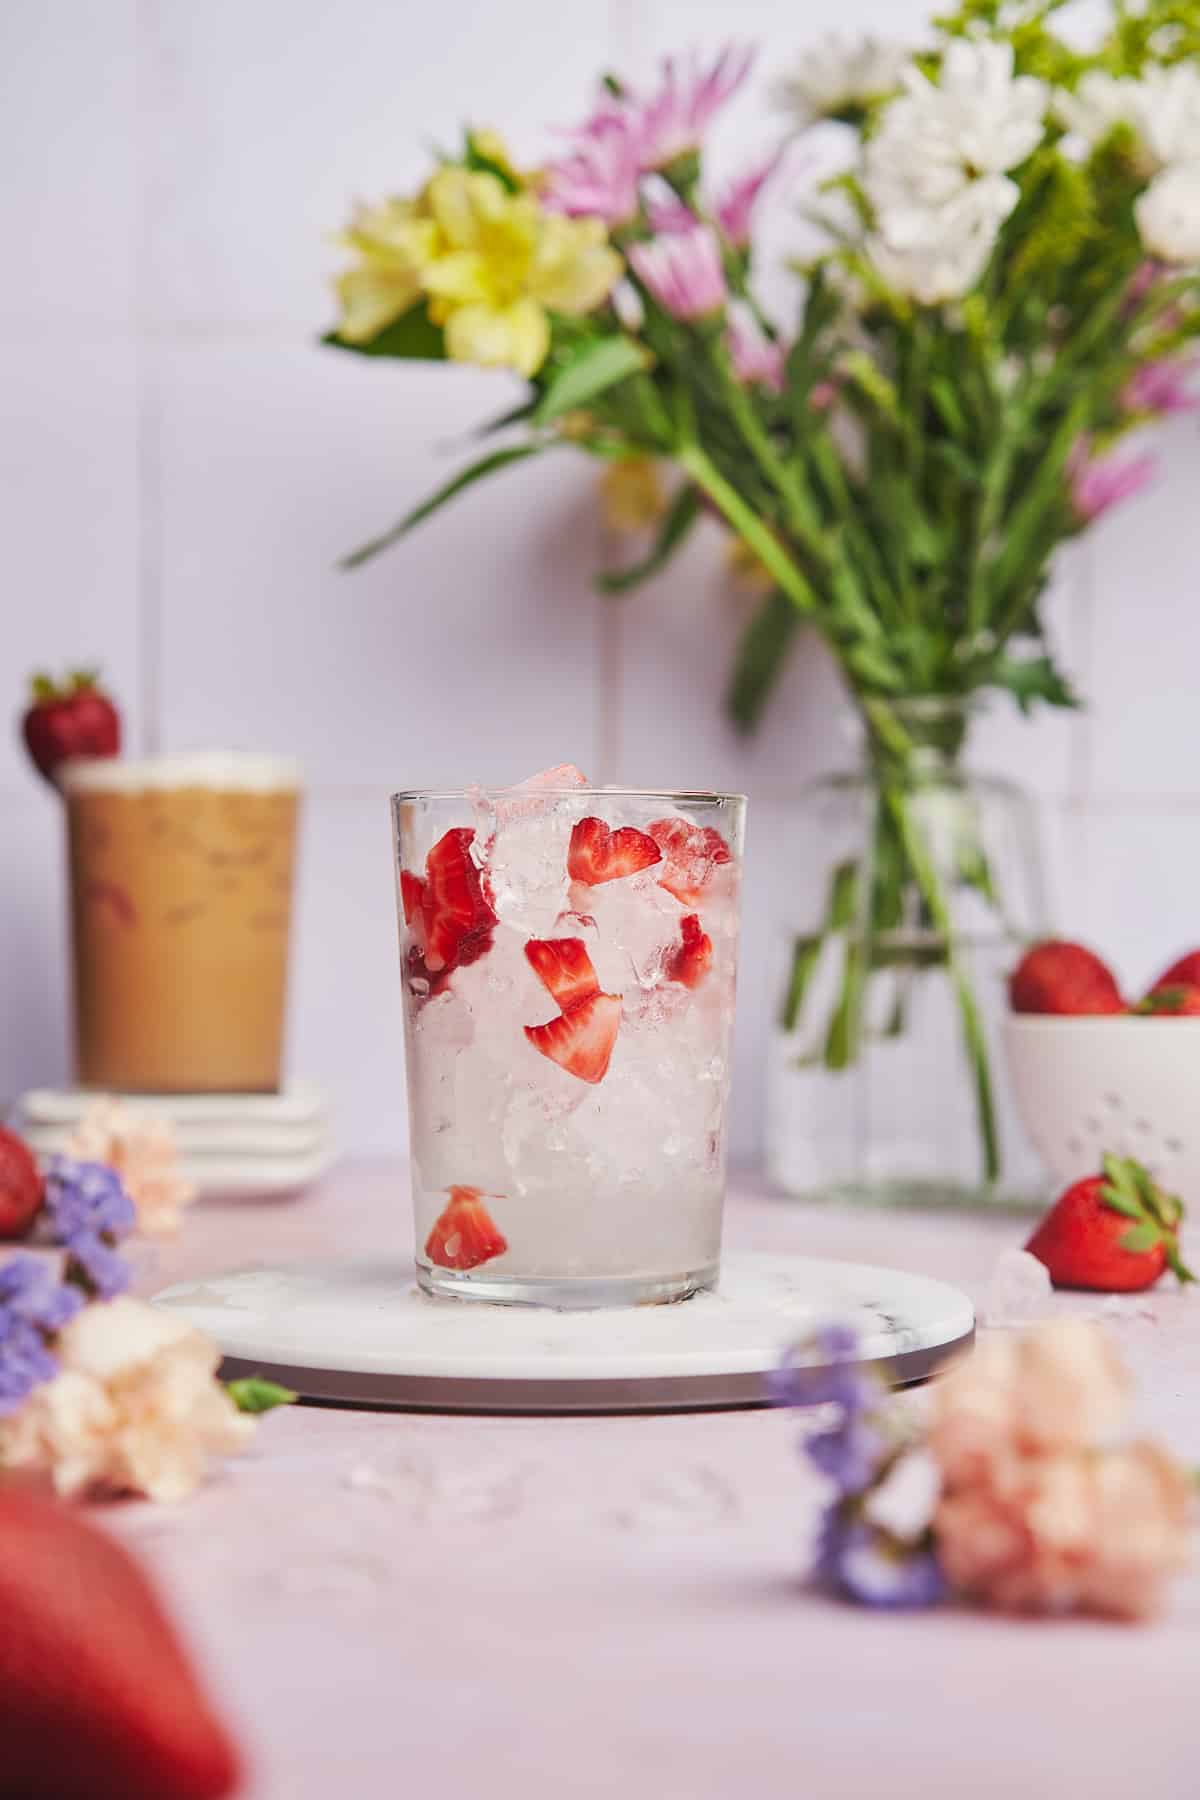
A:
0;1313;58;1416
714;148;784;250
64;1234;131;1300
542;117;641;228
0;1255;82;1418
807;1415;890;1495
629;224;727;320
1068;437;1158;522
42;1157;135;1299
43;1157;136;1246
819;1514;945;1609
772;1323;878;1415
1121;355;1200;417
726;302;786;392
0;1254;85;1333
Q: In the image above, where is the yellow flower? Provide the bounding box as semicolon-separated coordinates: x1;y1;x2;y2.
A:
421;168;622;377
600;458;669;534
335;196;440;343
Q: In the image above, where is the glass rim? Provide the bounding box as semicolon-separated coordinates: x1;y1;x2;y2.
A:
389;786;747;805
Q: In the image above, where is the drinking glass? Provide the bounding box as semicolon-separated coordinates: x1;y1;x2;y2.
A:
392;784;745;1307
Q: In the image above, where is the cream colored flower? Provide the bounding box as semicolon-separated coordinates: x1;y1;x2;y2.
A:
930;1322;1190;1620
1136;162;1200;265
66;1100;195;1237
0;1297;252;1503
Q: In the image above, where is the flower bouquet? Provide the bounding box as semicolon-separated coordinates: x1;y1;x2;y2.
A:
324;0;1200;1201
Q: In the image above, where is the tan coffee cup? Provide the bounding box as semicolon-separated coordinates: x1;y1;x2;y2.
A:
61;753;301;1092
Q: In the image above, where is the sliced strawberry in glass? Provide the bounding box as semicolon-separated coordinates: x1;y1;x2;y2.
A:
666;914;713;989
525;992;621;1083
647;818;732;907
424;1186;508;1271
567;817;662;886
525;937;601;1011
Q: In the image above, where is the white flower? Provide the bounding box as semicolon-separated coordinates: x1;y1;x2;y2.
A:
1054;72;1142;148
866;178;1018;304
1136;162;1200;264
0;1297;252;1502
773;34;909;126
863;42;1046;305
862;1448;941;1542
870;42;1046;198
1055;65;1200;170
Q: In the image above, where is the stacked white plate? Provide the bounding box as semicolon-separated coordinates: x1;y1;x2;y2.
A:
15;1083;336;1200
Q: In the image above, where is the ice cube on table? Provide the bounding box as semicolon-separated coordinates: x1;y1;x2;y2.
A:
982;1248;1053;1328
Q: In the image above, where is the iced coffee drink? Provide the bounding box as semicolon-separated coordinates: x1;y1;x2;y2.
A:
61;753;301;1092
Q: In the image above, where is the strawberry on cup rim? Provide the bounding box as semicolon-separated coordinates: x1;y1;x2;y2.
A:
21;668;121;788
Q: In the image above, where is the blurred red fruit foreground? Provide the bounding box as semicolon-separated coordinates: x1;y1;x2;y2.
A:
0;1488;241;1800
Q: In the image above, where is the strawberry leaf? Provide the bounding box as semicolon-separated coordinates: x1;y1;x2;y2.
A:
226;1376;298;1414
1165;1244;1197;1284
1101;1187;1143;1220
1118;1221;1161;1254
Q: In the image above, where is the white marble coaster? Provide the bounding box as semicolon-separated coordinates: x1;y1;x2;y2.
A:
153;1252;975;1413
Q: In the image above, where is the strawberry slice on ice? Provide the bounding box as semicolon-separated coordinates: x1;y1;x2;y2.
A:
567;816;662;886
400;827;495;979
666;914;713;989
399;870;429;953
424;1187;508;1271
525;937;601;1011
647;818;732;907
525;992;621;1083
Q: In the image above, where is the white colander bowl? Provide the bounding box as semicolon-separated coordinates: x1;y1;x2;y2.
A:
1004;1015;1200;1203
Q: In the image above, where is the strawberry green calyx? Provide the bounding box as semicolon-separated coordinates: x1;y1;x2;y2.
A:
1100;1154;1196;1285
27;667;105;703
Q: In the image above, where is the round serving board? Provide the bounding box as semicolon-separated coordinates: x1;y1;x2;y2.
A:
153;1251;974;1413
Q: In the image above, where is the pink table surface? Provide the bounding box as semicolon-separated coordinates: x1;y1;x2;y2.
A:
113;1161;1200;1800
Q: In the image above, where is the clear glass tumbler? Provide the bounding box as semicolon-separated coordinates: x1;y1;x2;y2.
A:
391;784;745;1307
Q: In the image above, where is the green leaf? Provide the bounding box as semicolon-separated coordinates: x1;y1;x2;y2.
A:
598;485;701;596
323;301;445;361
474;399;538;437
533;337;652;426
780;935;822;1032
463;129;521;194
227;1376;298;1414
1100;1186;1143;1221
725;589;801;731
1118;1221;1161;1254
991;652;1081;715
340;444;546;570
828;860;859;931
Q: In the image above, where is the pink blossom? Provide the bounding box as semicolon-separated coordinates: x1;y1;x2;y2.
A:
1068;437;1158;522
643;188;697;235
1121;355;1200;416
629;224;728;321
810;380;838;411
725;301;785;390
541;117;641;227
635;44;755;168
574;45;754;177
714;147;784;249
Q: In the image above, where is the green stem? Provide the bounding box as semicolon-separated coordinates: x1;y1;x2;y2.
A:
882;782;1001;1185
677;442;818;618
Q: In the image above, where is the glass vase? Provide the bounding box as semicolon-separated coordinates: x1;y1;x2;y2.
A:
766;698;1048;1209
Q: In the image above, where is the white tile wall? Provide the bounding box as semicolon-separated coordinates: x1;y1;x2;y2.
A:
2;0;1199;1163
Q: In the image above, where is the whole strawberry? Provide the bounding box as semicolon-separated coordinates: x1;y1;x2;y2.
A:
21;668;121;786
1135;983;1200;1017
0;1488;242;1799
0;1125;44;1239
1151;949;1200;992
1009;940;1125;1016
1026;1154;1195;1293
